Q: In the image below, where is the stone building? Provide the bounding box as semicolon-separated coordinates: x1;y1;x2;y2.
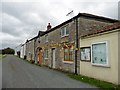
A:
25;37;36;61
35;13;119;73
34;31;44;64
20;12;120;84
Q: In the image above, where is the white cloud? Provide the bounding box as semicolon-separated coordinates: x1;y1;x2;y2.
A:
2;0;120;2
1;0;119;49
2;13;23;26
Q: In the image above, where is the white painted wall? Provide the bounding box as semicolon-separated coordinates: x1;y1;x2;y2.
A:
20;45;24;58
23;44;26;57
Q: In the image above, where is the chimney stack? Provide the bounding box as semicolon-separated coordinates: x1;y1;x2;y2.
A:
47;23;52;31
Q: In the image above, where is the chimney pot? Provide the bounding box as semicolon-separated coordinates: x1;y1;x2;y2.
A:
47;23;51;30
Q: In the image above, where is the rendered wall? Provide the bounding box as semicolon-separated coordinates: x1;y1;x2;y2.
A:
118;30;120;85
80;31;119;84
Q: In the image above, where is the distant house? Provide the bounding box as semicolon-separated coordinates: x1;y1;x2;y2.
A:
20;43;26;59
80;22;120;84
20;44;24;58
25;37;36;62
15;44;22;56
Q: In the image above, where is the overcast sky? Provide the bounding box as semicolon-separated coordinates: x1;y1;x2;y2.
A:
0;0;120;49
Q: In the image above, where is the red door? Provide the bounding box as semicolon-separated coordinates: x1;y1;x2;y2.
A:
39;50;42;64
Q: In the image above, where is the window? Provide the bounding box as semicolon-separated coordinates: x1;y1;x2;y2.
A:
80;47;90;61
64;48;69;61
91;41;108;66
64;47;74;61
61;26;69;37
69;48;74;61
45;35;48;42
44;49;48;59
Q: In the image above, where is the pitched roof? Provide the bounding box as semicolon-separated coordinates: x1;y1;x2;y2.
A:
41;13;119;36
79;13;118;22
81;22;120;37
26;13;120;42
26;31;45;42
38;31;45;36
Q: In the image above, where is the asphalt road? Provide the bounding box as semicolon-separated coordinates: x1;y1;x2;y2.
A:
2;55;98;88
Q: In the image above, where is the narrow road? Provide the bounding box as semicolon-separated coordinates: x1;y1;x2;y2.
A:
2;55;98;88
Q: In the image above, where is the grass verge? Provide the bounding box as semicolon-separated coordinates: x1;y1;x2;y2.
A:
0;54;7;59
67;74;120;90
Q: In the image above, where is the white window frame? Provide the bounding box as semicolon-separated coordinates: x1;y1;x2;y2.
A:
61;26;69;37
44;49;48;59
91;41;109;67
63;60;74;64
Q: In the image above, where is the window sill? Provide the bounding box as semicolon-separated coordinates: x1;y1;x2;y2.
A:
81;60;91;62
91;63;110;68
44;58;48;60
63;61;73;64
61;34;69;38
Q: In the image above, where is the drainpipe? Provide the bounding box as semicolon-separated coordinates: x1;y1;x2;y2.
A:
75;17;78;75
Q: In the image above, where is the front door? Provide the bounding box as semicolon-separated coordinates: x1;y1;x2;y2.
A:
39;50;42;64
52;48;55;68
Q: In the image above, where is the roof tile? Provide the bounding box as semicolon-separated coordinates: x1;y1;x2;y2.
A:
82;22;120;37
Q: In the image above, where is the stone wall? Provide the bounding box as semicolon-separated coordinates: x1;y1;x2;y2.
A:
37;16;114;73
26;39;35;61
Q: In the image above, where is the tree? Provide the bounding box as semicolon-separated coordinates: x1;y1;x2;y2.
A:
2;47;15;55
